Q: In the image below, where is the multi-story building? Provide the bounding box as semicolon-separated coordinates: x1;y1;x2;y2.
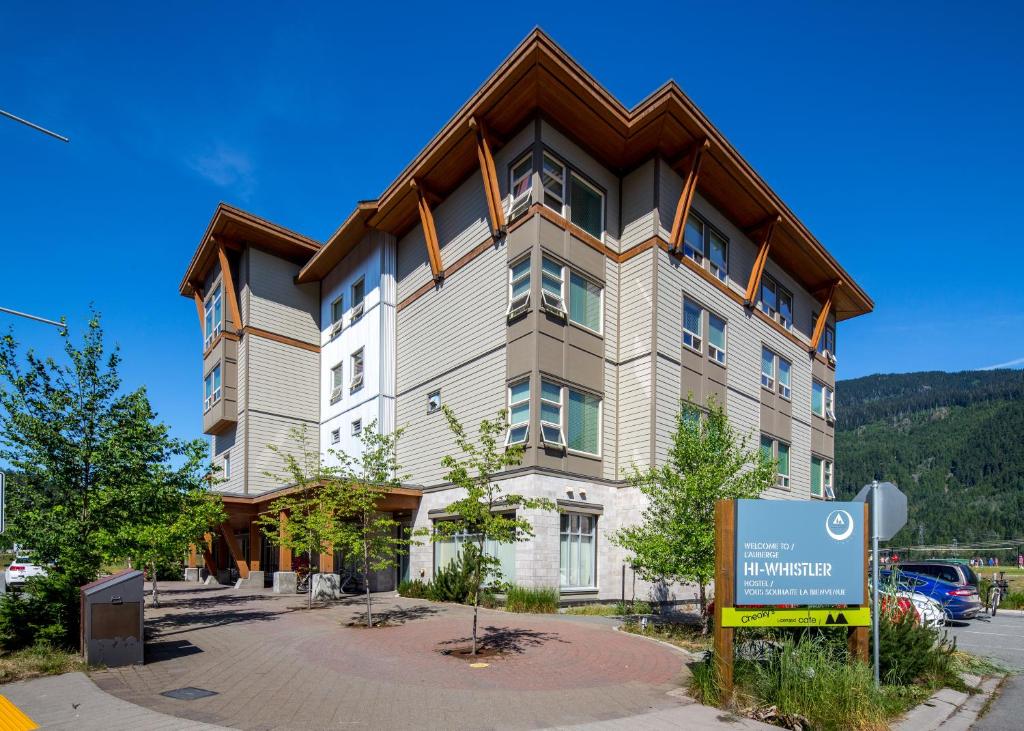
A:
179;30;871;600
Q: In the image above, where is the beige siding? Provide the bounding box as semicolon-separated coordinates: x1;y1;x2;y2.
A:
247;248;319;343
618;249;656;361
617;355;651;471
247;410;318;494
246;335;319;422
621;159;656;250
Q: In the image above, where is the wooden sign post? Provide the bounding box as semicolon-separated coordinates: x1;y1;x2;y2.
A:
714;499;872;702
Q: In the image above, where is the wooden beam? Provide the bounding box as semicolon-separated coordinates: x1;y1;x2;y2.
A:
667;139;710;251
809;280;840;353
743;215;781;306
713;499;736;702
848;502;871;663
249;518;262;572
193;288;205;336
278;510;292;571
470;117;506;237
202;532;217;578
219;522;250;579
412;179;444;281
216;242;243;332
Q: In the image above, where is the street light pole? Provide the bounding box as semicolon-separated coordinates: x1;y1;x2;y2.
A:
872;479;880;687
0;305;65;331
0;108;69;142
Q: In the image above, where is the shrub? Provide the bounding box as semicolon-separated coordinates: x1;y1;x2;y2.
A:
505;586;558;613
397;579;430;599
874;601;956;686
0;573;83;652
428;549;476;603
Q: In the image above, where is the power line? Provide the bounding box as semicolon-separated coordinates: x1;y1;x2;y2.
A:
0;306;65;330
0;108;69;142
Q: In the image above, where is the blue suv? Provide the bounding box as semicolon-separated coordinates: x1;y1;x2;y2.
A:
881;569;981;620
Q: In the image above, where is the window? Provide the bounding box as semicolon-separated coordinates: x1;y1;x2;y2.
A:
427;390;441;414
560;513;596;589
811;456;823;498
507;257;531;319
824;460;834;498
331;428;340;445
223;454;231;479
708;313;726;365
203;364;222;411
760;435;774;462
813;381;835;420
541;153;565;211
569;173;603;239
568;272;602;333
540;257;566;315
821;323;836;356
567;388;601;455
760;275;793;329
330;295;344;325
351;419;362;437
777;356;792;400
681;214;728;282
683;298;703;353
761;347;776;390
350;277;365;320
204;285;223;346
350;349;364;392
330;363;343;403
776;441;791;488
506;380;529;446
435;522;516;584
509;154;533;216
539;379;565;447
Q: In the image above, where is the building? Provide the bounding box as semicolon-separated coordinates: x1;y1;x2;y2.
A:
179;30;871;600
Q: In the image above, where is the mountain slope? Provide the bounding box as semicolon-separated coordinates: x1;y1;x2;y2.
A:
834;369;1024;545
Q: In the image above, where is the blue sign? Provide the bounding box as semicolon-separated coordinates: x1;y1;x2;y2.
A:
734;499;864;606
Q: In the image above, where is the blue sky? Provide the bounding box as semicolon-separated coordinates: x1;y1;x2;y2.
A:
2;2;1022;444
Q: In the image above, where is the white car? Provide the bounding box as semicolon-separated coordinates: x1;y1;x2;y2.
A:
5;557;46;589
899;590;945;628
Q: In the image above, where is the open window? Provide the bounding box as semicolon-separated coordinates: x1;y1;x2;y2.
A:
540;257;566;317
507;257;531;321
539;379;565;448
350;277;365;322
506;379;530;446
508;154;533;221
330;363;343;403
350;349;364;392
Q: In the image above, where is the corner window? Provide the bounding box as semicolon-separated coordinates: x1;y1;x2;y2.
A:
816;319;836;356
777;357;792;400
541;153;565;212
539;380;565;448
540;257;566;316
203;364;222;412
569;173;603;240
507;380;530;446
760;274;793;330
567;388;601;456
683;297;703;353
560;513;596;589
682;214;728;282
708;313;727;365
351;419;362;437
761;348;776;390
204;285;223;346
427;390;442;414
330;363;343;403
507;257;531;319
350;349;364;392
568;272;602;333
510;155;533;199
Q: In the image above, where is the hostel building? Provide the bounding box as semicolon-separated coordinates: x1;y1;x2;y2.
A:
179;30;871;601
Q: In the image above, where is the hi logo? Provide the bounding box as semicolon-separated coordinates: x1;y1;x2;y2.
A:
825;509;854;541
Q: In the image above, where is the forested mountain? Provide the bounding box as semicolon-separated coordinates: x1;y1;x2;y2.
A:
834;369;1024;546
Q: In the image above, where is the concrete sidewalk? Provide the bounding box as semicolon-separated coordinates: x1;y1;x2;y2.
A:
0;672;227;731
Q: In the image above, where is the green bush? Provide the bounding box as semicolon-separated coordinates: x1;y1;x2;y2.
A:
427;549;476;603
875;611;953;685
397;579;431;599
0;572;84;652
1002;591;1024;609
505;586;558;613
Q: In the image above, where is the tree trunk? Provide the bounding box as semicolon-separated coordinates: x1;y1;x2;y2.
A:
307;548;313;610
472;536;484;656
150;562;159;608
699;583;708;635
364;535;372;628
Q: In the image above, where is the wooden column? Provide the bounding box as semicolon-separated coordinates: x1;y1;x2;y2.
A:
470;117;506;237
219;523;250;579
412;180;443;281
848;501;871;662
249;517;262;572
216;241;243;332
743;216;780;306
320;545;334;574
278;510;292;570
810;280;840;353
188;544;198;569
713;499;736;701
668;139;710;251
202;532;217;577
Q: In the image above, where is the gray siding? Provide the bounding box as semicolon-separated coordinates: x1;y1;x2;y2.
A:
247;335;319;421
621;159;657;250
247;248;320;343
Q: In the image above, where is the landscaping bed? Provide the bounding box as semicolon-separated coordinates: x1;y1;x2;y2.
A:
0;644;86;684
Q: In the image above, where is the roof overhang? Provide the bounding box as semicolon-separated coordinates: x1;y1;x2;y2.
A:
179;203;321;298
297;28;872;319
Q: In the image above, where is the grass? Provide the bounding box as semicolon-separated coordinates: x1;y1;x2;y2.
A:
0;644;86;684
504;586;559;614
563;600;654;617
621;618;712;653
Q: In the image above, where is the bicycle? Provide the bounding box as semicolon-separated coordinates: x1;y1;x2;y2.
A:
988;572;1009;616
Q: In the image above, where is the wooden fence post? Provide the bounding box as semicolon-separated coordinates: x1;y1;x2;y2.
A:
714;499;736;701
848;501;871;662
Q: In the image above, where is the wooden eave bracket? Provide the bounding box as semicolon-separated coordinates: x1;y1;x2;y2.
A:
192;287;205;336
667;139;711;251
215;240;244;331
470;117;506;238
809;279;841;353
412;179;444;281
743;215;781;306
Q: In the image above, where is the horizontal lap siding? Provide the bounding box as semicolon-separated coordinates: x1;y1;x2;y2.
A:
247;248;319;343
247;336;319;421
603;258;619;480
621;159;656;250
618;250;655;361
247;411;318;494
617;356;651;471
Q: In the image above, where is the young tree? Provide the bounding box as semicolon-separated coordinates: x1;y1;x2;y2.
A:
612;397;776;633
0;314;212;647
257;427;337;610
432;406;555;655
97;438;226;607
329;421;411;628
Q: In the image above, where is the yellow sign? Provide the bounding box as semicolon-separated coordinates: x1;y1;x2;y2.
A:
721;607;871;627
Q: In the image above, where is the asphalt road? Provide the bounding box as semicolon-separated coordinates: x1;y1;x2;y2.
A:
944;613;1024;730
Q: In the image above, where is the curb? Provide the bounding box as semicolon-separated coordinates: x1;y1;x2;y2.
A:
611;624;703;662
892;674;1003;731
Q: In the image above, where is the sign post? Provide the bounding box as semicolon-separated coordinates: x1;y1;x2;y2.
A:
713;499;735;700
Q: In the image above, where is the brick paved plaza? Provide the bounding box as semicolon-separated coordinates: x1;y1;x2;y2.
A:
90;583;694;730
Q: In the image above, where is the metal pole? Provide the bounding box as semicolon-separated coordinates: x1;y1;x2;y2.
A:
0;108;70;142
871;479;880;686
0;305;65;330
